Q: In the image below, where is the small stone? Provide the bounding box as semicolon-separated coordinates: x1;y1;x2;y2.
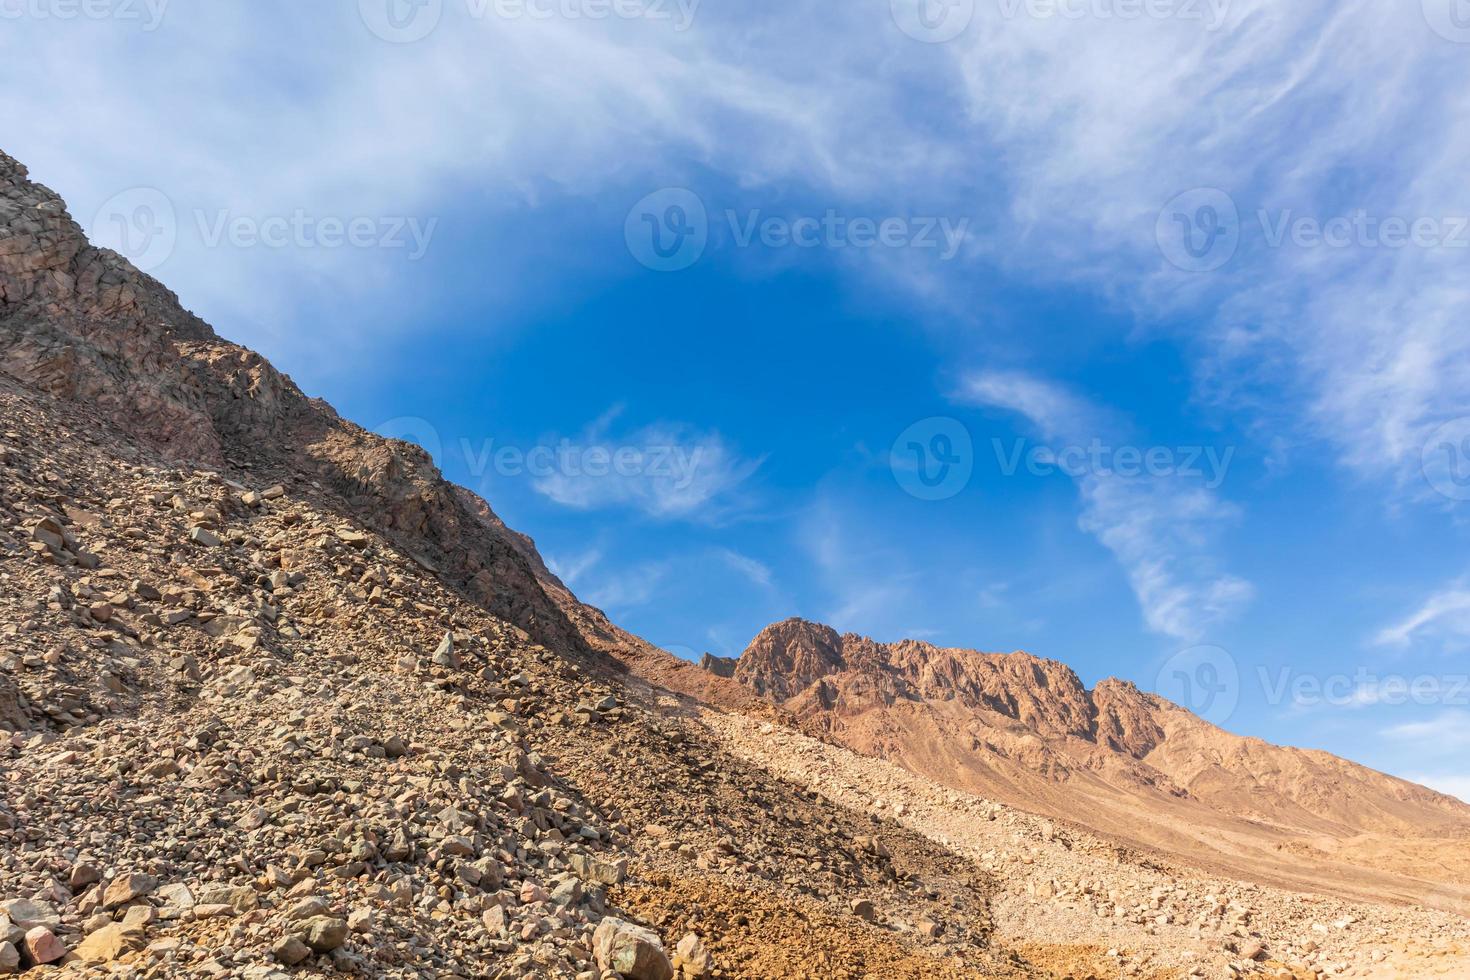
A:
673;933;710;978
121;904;156;929
299;916;348;953
188;527;221;547
570;852;626;886
0;941;16;973
593;917;673;980
849;899;876;922
70;863;102;890
286;897;329;921
272;935;311;966
75;924;145;963
432;633;459;668
236;806;270;831
22;926;64;965
1;900;57;931
103;872;159;909
156;883;194;914
347;908;373;933
196;884;258;914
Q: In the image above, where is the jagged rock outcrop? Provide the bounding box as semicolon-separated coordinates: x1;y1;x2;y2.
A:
0;149;1027;978
699;653;738;678
702;618;1470;906
0;150;584;658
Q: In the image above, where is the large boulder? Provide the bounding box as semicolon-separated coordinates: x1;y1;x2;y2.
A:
593;917;673;980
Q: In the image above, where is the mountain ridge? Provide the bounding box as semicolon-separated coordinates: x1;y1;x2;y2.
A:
4;147;1468;976
698;616;1470;908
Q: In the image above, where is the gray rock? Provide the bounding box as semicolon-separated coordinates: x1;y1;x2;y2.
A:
593;917;673;980
299;916;348;953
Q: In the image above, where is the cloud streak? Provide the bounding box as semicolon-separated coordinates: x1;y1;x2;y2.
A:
530;407;762;521
1375;579;1470;651
962;370;1251;641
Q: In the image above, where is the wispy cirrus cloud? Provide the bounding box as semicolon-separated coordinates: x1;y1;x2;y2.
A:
545;547;603;588
1383;712;1470;750
9;1;1470;523
583;560;670;614
530;406;763;522
940;0;1470;502
717;548;775;589
1375;579;1470;652
961;370;1251;641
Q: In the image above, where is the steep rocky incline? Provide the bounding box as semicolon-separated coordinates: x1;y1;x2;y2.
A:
0;150;1037;977
702;619;1470;911
4;146;1468;978
0;151;584;661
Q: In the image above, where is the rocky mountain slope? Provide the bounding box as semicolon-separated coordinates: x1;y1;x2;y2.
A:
698;619;1470;912
1;147;1466;978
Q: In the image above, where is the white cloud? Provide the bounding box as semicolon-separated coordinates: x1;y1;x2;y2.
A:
941;1;1470;501
961;370;1251;641
0;3;958;365
545;547;602;588
583;561;669;613
1383;712;1470;750
5;0;1466;520
529;408;762;521
717;548;775;589
1375;579;1470;651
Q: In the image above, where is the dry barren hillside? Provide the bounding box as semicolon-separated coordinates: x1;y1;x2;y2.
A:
1;148;1467;979
695;619;1470;911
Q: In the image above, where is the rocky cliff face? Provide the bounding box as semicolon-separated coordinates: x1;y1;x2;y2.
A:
0;151;585;658
705;618;1470;898
0;148;1050;978
736;619;1128;747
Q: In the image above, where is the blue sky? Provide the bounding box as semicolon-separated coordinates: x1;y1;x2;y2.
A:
6;0;1470;799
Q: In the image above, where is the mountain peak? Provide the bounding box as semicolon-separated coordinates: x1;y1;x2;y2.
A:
700;617;1470;901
